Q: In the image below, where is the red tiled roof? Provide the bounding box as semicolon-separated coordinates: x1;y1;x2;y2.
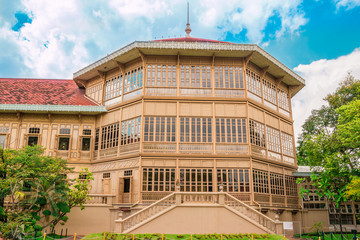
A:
0;78;98;106
153;37;234;44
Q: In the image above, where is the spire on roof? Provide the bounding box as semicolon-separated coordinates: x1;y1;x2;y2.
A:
185;2;191;37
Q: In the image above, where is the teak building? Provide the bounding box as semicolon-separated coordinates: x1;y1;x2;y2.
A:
2;34;353;234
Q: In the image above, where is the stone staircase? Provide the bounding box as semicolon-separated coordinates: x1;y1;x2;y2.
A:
114;192;283;234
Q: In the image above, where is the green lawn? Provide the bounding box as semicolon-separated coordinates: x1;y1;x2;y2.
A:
296;233;358;240
82;233;286;240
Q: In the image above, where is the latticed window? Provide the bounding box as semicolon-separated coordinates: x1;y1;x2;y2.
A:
124;66;143;93
144;117;176;142
215;66;243;89
59;128;70;135
94;129;99;150
83;129;92;135
285;176;298;196
270;172;284;195
246;69;262;96
147;64;176;87
142;168;175;192
29;127;40;134
281;132;294;156
253;169;269;193
180;117;212;143
217;169;250;192
278;88;290;111
249;120;265;148
266;127;281;153
121;117;141;145
263;79;277;105
101;123;119;149
103;172;110;178
216;118;247;144
180;65;211;88
180;168;213;192
124;170;132;176
104;75;123;100
0;127;9;133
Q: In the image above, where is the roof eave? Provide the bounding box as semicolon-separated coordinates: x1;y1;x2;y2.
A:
73;41;305;94
0;104;107;115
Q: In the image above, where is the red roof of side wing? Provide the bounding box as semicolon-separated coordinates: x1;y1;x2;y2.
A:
153;37;234;44
0;78;98;106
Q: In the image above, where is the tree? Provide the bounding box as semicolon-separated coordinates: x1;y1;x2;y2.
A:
0;145;93;239
297;74;360;232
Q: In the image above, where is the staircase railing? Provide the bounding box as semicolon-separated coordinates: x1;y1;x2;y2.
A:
115;192;283;234
224;193;283;234
115;192;176;233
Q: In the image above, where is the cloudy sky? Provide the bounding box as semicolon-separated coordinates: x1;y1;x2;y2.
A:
1;0;360;142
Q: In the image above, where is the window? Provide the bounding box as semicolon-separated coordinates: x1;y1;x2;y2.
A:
29;127;40;134
180;168;213;192
144;117;176;142
266;127;281;153
270;173;284;195
262;79;277;105
124;170;132;176
181;65;211;88
278;88;290;111
142;168;175;192
28;136;39;146
253;169;269;194
0;135;6;149
215;66;243;89
0;127;9;133
147;64;176;87
249;120;266;148
281;132;294;156
58;137;70;150
217;169;250;192
329;214;353;225
285;176;298;196
103;172;110;178
101;123;119;149
246;69;262;96
60;128;70;135
94;129;99;151
104;75;123;100
121;117;141;145
82;137;91;151
83;129;91;135
124;66;143;93
304;203;326;209
79;174;87;180
180;117;212;143
216;118;247;144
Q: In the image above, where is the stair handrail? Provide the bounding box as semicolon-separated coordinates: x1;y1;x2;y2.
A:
116;192;176;224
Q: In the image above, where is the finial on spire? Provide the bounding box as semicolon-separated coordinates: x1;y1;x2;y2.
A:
185;2;191;37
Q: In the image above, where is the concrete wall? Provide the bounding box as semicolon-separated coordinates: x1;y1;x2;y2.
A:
129;206;267;234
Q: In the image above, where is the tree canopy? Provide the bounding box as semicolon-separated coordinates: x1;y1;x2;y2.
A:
296;74;360;231
0;145;93;240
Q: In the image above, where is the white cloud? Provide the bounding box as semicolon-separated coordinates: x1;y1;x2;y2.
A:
333;0;360;10
0;0;308;79
198;0;307;43
292;47;360;143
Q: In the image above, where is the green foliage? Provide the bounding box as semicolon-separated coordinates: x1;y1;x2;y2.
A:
296;74;360;232
0;145;93;239
345;176;360;200
308;222;323;233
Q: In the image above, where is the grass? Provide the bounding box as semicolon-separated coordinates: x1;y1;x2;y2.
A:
82;233;286;240
295;233;358;240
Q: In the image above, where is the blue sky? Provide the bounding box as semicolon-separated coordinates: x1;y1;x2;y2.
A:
0;0;360;139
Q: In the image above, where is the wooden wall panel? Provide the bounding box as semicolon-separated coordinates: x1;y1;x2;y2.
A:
265;113;279;129
144;102;177;116
248;106;264;123
122;103;142;120
215;104;246;117
102;110;120;126
179;103;212;116
280;120;293;134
